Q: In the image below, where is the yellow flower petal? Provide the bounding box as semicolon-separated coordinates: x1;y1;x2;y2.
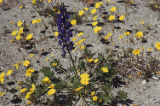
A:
6;70;13;76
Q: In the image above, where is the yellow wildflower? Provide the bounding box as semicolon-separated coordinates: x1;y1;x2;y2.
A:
30;84;36;93
91;91;95;96
107;0;111;3
6;70;13;76
74;86;84;92
45;58;49;61
109;15;115;21
155;42;160;51
101;67;109;73
42;76;51;84
18;27;23;35
26;33;33;40
30;54;34;58
124;31;130;36
132;49;140;55
72;37;77;42
94;59;99;63
135;31;143;39
0;92;5;96
71;19;77;25
92;16;97;21
47;89;56;96
104;32;112;40
77;32;83;37
25;68;34;77
0;0;3;4
17;20;23;27
92;21;98;26
25;92;32;99
54;32;59;37
16;35;21;40
48;84;55;89
80;45;85;50
32;19;37;24
92;96;98;101
94;26;102;34
23;60;30;67
95;2;101;8
86;58;94;63
11;30;18;36
52;62;57;67
32;18;41;24
84;7;88;11
109;7;117;12
48;0;52;3
140;21;144;24
118;35;124;39
119;15;125;21
148;48;152;52
80;73;90;85
0;73;5;84
79;10;84;16
91;9;97;14
13;62;20;69
19;6;23;9
32;0;36;5
20;88;27;93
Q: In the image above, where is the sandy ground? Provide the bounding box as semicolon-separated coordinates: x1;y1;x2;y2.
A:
0;0;160;105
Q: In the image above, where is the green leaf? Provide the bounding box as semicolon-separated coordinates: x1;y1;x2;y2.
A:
117;90;128;101
40;67;55;80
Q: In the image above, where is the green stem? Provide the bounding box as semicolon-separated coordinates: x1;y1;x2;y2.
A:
67;48;78;77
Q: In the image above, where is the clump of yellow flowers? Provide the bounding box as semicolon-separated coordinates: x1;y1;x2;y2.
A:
80;73;90;85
